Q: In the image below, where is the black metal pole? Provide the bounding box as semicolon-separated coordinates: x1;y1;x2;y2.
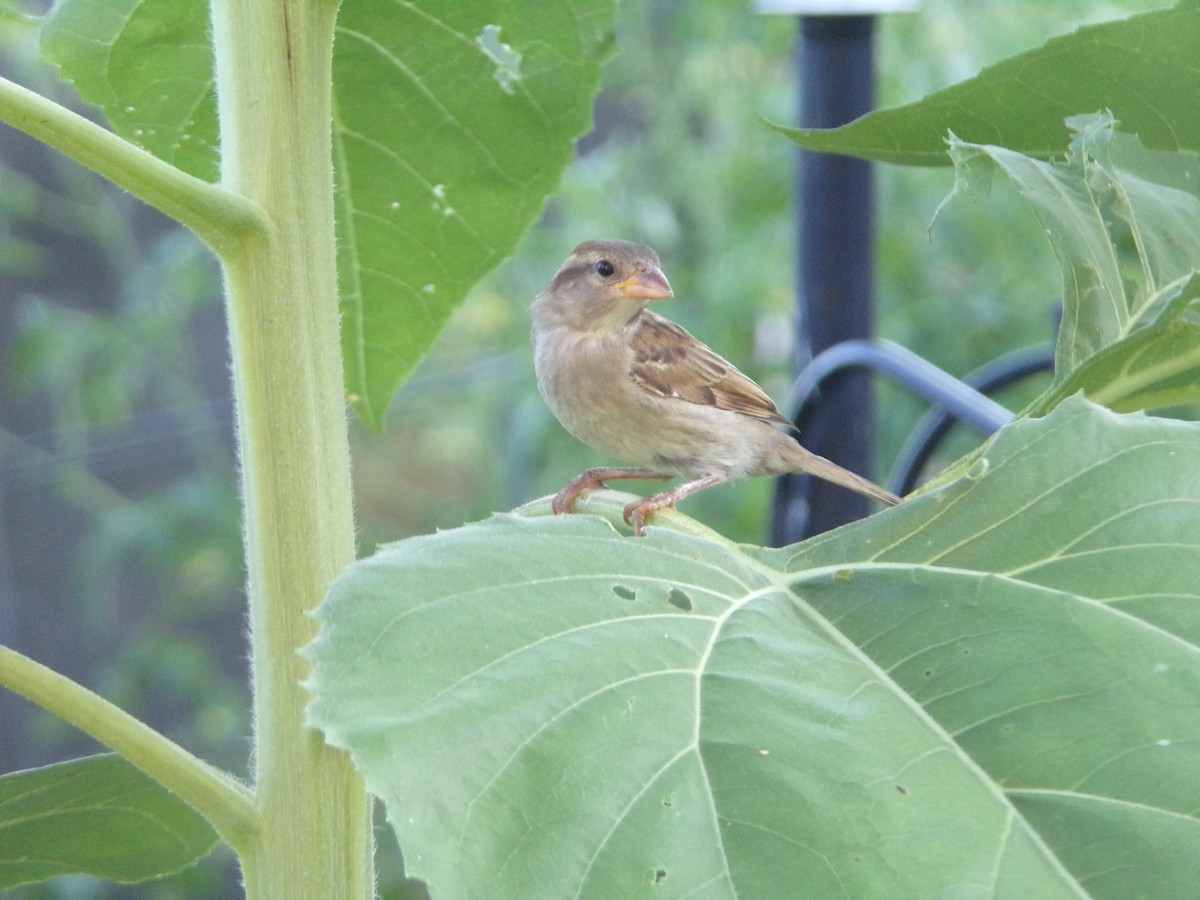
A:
794;15;877;537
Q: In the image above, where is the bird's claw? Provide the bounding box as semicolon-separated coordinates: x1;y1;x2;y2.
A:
551;488;581;516
623;498;675;537
552;488;590;516
552;471;609;516
622;501;646;537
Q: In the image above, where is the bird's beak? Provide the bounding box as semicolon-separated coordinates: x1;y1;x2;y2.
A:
616;265;673;300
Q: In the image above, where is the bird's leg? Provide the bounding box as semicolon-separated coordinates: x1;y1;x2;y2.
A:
552;467;671;516
623;474;726;537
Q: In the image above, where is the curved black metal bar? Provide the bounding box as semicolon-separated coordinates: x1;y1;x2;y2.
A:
789;340;1014;434
769;339;1054;545
891;344;1056;496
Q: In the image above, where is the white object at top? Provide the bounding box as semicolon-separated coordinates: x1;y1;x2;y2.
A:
755;0;920;14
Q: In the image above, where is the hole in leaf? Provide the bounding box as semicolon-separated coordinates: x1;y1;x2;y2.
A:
613;585;637;600
475;24;523;94
667;588;692;611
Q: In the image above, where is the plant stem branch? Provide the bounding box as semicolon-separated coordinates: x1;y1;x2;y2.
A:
0;74;266;256
0;644;258;851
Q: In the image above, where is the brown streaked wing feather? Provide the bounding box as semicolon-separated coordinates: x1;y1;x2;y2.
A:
628;311;791;426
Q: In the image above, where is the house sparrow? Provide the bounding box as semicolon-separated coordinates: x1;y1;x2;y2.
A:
531;239;900;536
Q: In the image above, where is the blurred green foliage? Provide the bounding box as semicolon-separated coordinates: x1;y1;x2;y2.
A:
0;0;1155;896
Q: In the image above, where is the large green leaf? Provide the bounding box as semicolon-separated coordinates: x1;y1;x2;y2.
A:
332;1;616;428
942;114;1200;413
38;0;617;429
1040;271;1200;413
0;754;219;890
770;0;1200;165
305;396;1200;899
40;0;220;182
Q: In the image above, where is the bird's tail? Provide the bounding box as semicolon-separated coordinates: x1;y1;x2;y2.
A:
785;441;901;507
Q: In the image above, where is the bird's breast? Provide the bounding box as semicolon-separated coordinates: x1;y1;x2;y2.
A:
534;328;655;465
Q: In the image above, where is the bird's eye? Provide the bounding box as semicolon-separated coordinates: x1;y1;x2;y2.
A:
594;259;615;277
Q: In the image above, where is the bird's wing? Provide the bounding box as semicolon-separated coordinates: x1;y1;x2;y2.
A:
628;310;791;426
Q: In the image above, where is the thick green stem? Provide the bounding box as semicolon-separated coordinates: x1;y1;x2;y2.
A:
209;1;371;897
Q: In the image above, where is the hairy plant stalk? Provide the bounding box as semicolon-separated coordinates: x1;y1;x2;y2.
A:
209;0;372;896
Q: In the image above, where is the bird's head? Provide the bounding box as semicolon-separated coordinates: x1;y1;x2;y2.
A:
532;239;673;334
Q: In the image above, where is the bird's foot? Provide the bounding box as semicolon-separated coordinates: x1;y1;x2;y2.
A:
552;468;670;517
622;474;726;537
623;496;674;537
552;471;608;515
